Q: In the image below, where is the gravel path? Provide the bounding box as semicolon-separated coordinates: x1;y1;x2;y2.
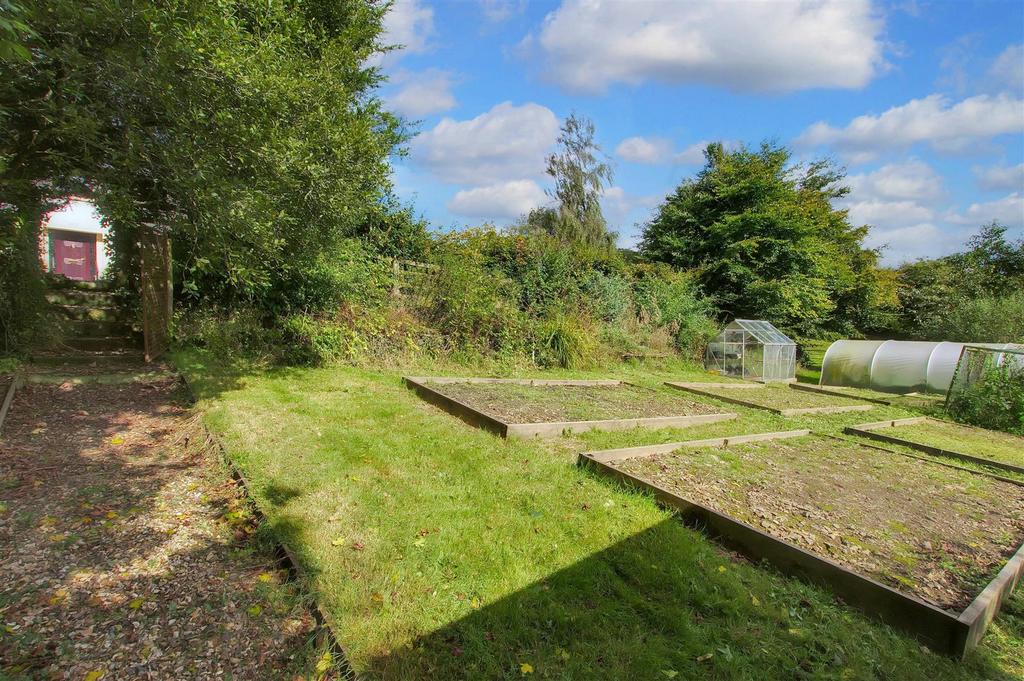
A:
0;375;333;679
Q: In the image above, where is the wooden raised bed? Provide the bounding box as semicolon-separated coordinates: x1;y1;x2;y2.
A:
846;417;1024;476
665;381;874;416
403;377;737;439
0;373;23;437
579;431;1024;658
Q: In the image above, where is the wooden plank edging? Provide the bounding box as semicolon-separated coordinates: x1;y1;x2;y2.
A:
845;417;1024;476
0;373;23;437
666;381;874;416
584;430;811;464
579;433;1023;658
404;376;737;439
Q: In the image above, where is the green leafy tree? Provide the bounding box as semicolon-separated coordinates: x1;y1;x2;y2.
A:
1;0;404;317
897;223;1024;341
641;142;880;335
519;113;615;252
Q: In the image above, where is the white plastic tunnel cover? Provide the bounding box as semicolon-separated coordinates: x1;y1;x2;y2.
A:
820;340;1023;394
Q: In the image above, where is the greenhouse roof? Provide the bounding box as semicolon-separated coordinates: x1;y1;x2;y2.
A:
726;319;794;345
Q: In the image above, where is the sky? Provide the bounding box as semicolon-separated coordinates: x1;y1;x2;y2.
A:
378;0;1024;265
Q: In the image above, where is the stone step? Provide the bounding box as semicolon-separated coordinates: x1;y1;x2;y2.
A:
57;305;129;322
65;319;136;338
30;349;147;366
44;276;115;292
46;289;118;306
65;336;140;352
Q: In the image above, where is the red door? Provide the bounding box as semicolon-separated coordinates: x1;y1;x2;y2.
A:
50;231;97;281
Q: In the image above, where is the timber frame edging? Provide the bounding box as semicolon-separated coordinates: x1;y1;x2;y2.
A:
403;376;737;438
579;430;1024;659
845;417;1024;476
0;373;24;437
664;381;874;416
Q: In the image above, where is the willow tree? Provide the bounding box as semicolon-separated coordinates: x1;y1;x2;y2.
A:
520;113;615;252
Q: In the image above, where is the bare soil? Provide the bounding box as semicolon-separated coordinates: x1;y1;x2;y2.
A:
881;420;1024;470
0;378;329;679
697;384;870;410
613;435;1024;612
427;382;724;423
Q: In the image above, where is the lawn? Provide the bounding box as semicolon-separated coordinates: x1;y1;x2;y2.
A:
180;351;1024;680
865;419;1024;472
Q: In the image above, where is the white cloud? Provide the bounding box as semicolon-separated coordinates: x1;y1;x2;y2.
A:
975;163;1024;192
673;140;720;165
946;192;1024;229
845;160;945;203
602;186;660;225
447;180;549;219
798;93;1024;161
864;223;960;264
615;137;672;164
527;0;885;94
410;101;560;185
386;69;457;118
988;44;1024;92
372;0;435;67
615;137;724;165
478;0;525;23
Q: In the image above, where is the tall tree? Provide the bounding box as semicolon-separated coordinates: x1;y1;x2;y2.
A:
1;0;404;312
519;113;615;251
641;142;883;335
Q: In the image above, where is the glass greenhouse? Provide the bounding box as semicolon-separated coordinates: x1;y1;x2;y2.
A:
819;340;1024;394
705;320;796;382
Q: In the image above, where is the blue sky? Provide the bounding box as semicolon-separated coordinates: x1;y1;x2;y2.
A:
379;0;1024;265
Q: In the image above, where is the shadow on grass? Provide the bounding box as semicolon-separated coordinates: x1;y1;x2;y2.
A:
366;517;1022;680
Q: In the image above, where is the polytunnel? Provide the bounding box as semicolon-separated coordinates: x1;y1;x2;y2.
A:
819;340;1024;394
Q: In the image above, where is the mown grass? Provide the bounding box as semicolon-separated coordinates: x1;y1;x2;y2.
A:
874;420;1024;470
178;351;1024;680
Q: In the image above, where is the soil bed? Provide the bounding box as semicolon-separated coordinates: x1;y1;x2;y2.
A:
870;419;1024;471
671;383;871;413
799;384;944;408
611;435;1024;612
426;381;721;424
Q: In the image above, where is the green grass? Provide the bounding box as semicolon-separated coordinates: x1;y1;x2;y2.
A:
680;383;871;410
797;339;832;384
876;420;1024;470
179;351;1024;680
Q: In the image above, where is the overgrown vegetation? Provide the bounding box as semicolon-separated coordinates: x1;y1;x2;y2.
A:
947;361;1024;435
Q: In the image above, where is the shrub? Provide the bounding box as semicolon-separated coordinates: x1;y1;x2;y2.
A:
532;314;596;369
947;362;1024;435
917;292;1024;342
0;210;50;355
280;314;363;366
581;271;631;323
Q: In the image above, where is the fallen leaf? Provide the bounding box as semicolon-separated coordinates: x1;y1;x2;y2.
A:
520;662;534;675
48;533;67;542
351;541;365;551
697;653;714;663
751;595;761;607
84;671;105;681
49;588;69;606
247;605;262;617
331;537;346;547
257;572;273;583
717;565;727;573
128;597;144;610
662;671;678;679
106;511;118;519
556;648;570;661
470;597;481;609
110;436;124;445
315;650;332;674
